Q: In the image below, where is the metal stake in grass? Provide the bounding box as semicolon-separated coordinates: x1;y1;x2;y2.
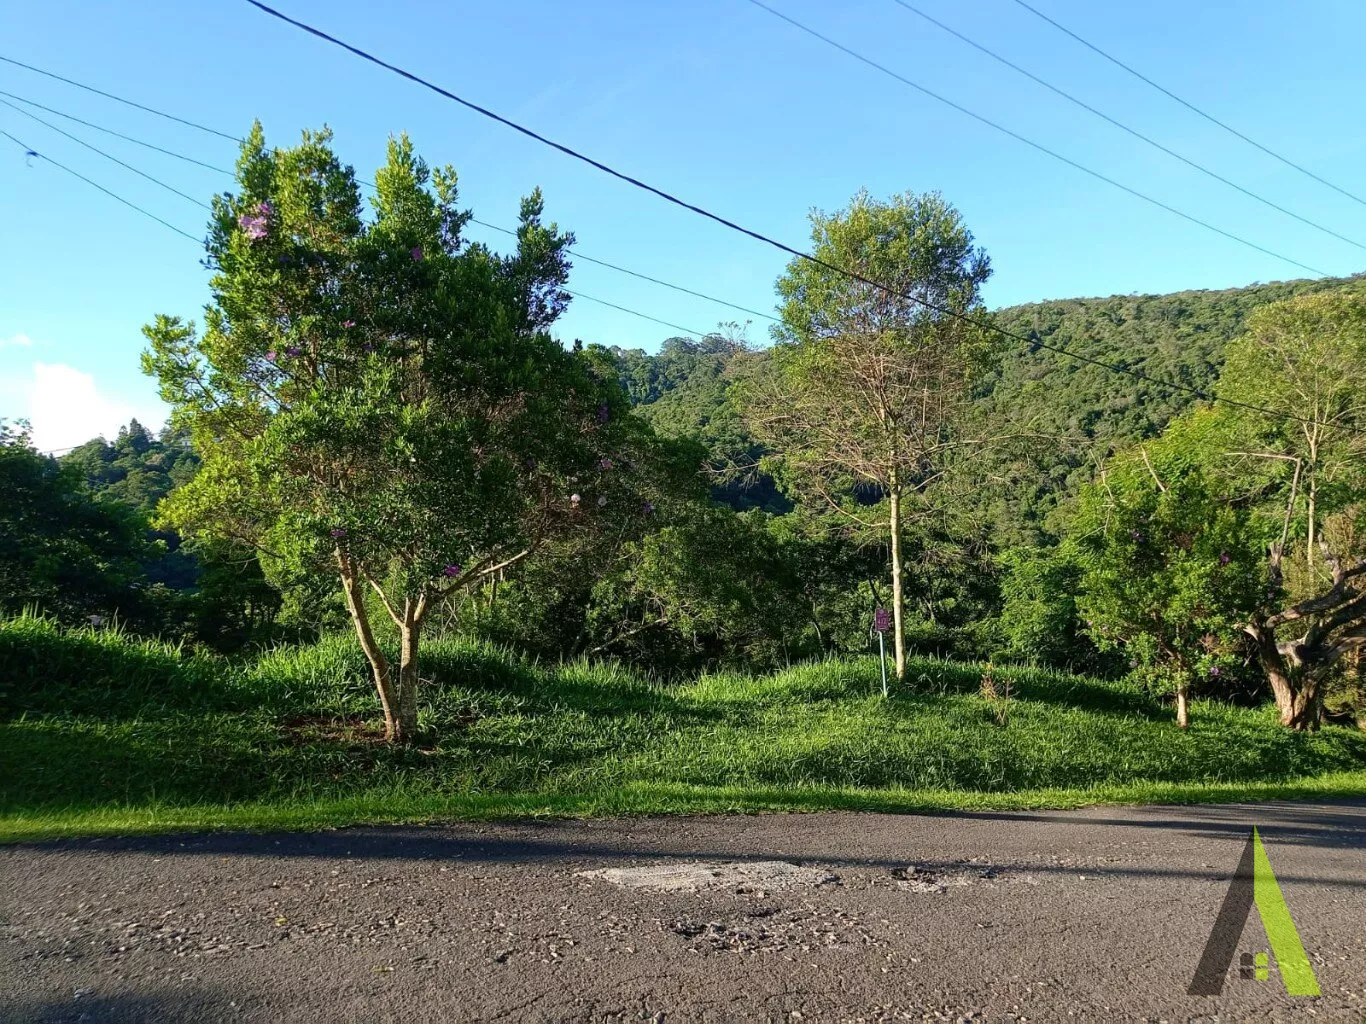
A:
873;607;891;697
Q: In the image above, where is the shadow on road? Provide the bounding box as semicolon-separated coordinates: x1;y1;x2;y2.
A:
6;800;1364;889
8;990;232;1024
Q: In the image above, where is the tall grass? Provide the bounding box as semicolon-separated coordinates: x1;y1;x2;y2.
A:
2;610;1364;840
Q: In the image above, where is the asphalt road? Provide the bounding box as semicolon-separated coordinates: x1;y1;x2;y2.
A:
2;801;1364;1023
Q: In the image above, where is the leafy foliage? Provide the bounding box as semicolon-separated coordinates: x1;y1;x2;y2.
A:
0;422;150;624
1073;412;1268;725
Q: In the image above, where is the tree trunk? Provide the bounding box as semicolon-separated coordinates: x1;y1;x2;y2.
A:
1175;683;1190;730
1250;629;1322;731
336;551;399;742
889;483;906;681
394;594;428;743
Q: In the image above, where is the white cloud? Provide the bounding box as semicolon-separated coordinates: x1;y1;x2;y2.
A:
0;334;35;348
23;363;166;453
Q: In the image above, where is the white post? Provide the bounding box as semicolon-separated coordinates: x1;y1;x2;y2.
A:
878;631;888;698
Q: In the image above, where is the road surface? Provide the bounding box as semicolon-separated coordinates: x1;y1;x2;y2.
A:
2;801;1364;1022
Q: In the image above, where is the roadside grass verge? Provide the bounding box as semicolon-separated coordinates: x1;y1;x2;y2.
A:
3;612;1364;842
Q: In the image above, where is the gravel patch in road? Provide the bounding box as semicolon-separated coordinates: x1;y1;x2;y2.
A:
576;860;839;892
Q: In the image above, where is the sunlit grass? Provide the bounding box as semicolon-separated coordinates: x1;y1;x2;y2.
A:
3;611;1364;842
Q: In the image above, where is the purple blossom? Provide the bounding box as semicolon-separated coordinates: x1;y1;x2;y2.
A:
443;564;462;578
344;320;356;328
1219;551;1231;565
596;404;610;424
257;201;273;216
362;343;375;353
411;245;424;261
285;346;302;358
330;528;347;539
1130;529;1142;541
1210;665;1221;676
264;350;277;362
641;500;656;515
598;457;613;471
238;205;270;240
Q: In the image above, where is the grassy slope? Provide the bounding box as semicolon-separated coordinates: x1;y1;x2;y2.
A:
2;615;1365;842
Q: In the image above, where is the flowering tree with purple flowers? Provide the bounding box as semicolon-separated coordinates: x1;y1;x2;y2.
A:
143;125;628;742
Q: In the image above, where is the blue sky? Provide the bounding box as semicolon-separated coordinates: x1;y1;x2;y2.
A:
3;0;1364;451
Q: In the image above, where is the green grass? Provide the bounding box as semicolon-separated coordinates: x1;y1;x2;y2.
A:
3;612;1365;843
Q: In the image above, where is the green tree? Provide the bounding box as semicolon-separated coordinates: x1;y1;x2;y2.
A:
745;189;994;680
1073;412;1266;727
0;420;149;623
144;126;628;742
995;547;1091;669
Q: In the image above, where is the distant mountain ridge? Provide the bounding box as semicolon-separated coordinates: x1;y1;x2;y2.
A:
609;273;1364;523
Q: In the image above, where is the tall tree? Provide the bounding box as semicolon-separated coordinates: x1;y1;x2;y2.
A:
744;190;994;679
144;126;629;742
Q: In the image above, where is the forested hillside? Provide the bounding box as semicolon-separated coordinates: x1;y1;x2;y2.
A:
615;274;1365;531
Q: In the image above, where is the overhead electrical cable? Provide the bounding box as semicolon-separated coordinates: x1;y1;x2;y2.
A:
0;76;775;325
1008;0;1366;210
469;218;778;323
0;54;241;142
0;88;232;174
886;0;1366;253
1;124;709;338
741;0;1326;277
0;126;201;242
0;96;210;209
235;0;1358;436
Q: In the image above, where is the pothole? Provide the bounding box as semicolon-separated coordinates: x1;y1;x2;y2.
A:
890;862;1000;893
576;860;839;892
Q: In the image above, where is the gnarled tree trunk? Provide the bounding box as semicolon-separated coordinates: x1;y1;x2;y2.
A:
1244;541;1366;731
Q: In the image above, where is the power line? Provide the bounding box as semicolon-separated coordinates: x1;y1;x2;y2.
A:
470;218;777;323
0;89;231;174
238;0;1363;436
0;96;211;209
743;0;1327;277
887;0;1366;254
1009;0;1366;211
0;126;201;242
0;118;711;340
0;54;240;142
565;288;705;337
0;77;774;325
